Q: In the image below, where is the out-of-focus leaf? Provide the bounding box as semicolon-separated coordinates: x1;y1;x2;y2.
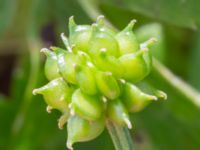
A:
0;55;30;150
99;2;151;30
163;26;192;77
134;101;200;150
188;31;200;90
51;0;92;39
0;95;10;150
27;0;49;36
148;66;200;124
101;0;200;30
132;67;200;150
0;0;17;37
131;72;200;150
74;130;114;150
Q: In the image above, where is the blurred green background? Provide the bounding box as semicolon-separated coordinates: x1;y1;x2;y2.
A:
0;0;200;150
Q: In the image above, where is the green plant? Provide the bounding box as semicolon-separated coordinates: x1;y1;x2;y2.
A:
33;16;166;150
1;0;200;150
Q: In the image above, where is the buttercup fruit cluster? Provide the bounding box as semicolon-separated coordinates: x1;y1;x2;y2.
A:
33;16;166;149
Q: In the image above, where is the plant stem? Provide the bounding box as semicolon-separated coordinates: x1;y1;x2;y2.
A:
106;121;135;150
153;59;200;107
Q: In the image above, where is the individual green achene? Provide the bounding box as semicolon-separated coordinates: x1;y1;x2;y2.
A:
33;15;166;150
68;16;92;53
67;115;105;149
41;48;60;80
122;82;158;112
89;23;120;57
33;78;73;112
75;64;97;95
95;71;120;100
115;19;139;55
71;89;103;121
53;47;81;84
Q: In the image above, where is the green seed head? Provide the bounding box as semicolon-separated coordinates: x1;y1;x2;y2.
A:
33;15;166;149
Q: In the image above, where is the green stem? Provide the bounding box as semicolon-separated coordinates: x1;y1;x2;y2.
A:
106;121;135;150
153;59;200;107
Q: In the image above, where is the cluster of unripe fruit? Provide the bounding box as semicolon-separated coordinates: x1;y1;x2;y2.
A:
33;16;166;149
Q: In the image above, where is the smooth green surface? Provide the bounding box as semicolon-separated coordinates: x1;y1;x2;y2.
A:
102;0;200;30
